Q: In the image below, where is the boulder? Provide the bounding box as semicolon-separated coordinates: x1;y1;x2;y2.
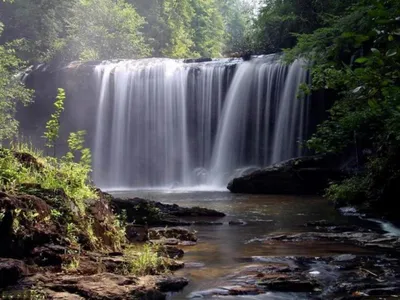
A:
0;259;27;288
227;155;346;194
155;276;189;292
126;224;148;242
111;197;225;226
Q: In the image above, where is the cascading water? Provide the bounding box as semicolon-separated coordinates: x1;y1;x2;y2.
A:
210;57;310;186
91;55;309;190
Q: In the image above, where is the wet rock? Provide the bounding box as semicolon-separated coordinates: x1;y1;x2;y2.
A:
150;238;180;246
22;272;175;299
148;227;197;242
259;278;318;292
192;221;224;226
228;285;263;295
0;259;27;288
155;276;189;292
158;246;184;259
184;262;205;269
229;220;246;226
167;260;185;271
248;231;400;252
334;254;357;262
31;244;66;266
228;155;345;194
365;286;400;295
179;241;197;246
305;220;366;233
111;197;224;226
183;58;212;64
126;224;148;242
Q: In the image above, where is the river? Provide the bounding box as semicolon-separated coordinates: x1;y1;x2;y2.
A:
111;190;381;299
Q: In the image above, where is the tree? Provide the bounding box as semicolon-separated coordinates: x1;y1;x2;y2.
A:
0;23;32;142
161;0;195;58
191;0;225;57
66;0;150;60
0;0;76;63
218;0;255;55
285;0;400;211
250;0;351;54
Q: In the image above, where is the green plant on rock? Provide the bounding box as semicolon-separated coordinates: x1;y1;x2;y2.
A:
43;88;65;156
123;244;167;276
66;222;79;246
62;255;80;273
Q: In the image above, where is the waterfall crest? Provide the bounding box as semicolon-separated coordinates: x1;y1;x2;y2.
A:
89;56;309;189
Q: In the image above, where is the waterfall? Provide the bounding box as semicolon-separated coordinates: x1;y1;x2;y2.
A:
78;55;309;190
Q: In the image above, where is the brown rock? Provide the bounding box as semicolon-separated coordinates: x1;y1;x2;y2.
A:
126;224;148;243
0;259;27;288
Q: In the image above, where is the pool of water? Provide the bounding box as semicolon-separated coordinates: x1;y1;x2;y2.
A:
111;190;380;299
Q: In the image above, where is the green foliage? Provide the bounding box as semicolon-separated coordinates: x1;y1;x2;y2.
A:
0;0;76;63
66;0;150;60
218;0;255;55
123;244;167;276
325;176;368;206
191;0;225;57
44;88;65;154
1;0;246;60
0;143;97;203
0;26;32;142
249;0;350;54
284;0;400;208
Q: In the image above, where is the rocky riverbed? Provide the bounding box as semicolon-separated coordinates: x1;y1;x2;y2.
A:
2;188;400;299
0;188;225;299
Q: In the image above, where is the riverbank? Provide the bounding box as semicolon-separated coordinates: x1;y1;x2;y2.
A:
0;186;229;299
1;186;400;299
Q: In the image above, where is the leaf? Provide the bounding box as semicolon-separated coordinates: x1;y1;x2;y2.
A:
355;57;368;64
352;86;363;94
388;35;394;41
371;48;380;54
386;49;397;57
368;99;378;109
341;32;355;38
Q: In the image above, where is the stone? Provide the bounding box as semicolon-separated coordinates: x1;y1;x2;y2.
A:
126;224;148;242
228;285;263;295
258;278;318;292
227;154;345;194
229;220;246;226
148;227;197;242
111;197;225;226
23;272;174;299
150;238;180;246
31;244;66;267
192;221;224;226
183;58;212;63
0;259;27;288
155;276;189;292
159;246;184;259
334;254;357;262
